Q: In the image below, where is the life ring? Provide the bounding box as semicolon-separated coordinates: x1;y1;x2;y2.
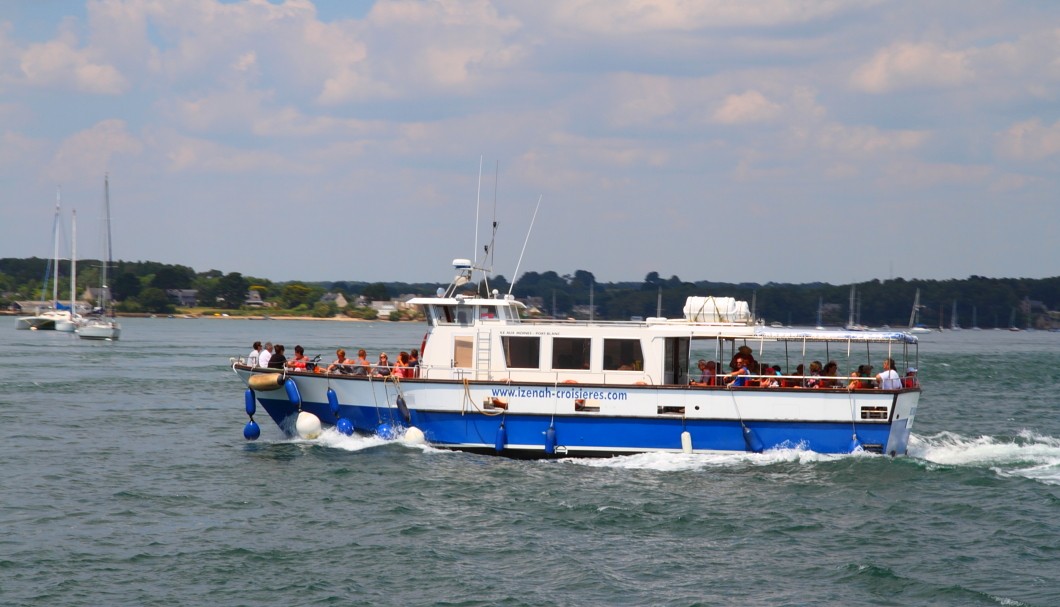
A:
563;379;578;384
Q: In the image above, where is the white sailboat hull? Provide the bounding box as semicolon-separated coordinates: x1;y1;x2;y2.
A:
78;319;121;340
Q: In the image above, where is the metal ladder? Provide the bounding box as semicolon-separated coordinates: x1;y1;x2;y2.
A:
474;330;492;380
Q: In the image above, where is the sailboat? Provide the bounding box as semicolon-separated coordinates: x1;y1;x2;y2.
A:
55;209;84;332
78;175;122;340
845;285;867;330
815;296;824;330
15;190;77;331
907;289;932;334
949;301;961;331
1008;308;1020;331
971;306;980;330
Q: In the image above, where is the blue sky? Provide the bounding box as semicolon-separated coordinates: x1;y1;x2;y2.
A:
1;0;1058;285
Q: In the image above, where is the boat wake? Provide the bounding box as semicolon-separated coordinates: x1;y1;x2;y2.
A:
286;427;438;454
908;430;1060;485
562;446;874;472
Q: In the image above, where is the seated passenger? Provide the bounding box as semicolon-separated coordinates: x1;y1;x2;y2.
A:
348;349;370;376
409;349;420;377
904;367;919;388
875;358;902;390
805;361;823;388
725;356;751;387
327;348;352;373
267;344;287;369
690;360;716;386
392;351;411;378
373;353;392;377
286;345;309;370
820;360;840;388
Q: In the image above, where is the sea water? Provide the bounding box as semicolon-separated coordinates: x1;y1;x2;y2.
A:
1;319;1058;606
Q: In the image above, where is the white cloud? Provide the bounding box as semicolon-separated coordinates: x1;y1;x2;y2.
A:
712;90;781;125
49;119;142;182
997;118;1060;161
550;0;872;33
20;27;128;94
851;42;973;93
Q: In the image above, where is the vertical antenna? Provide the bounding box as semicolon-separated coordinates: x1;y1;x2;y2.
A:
474;156;482;265
509;195;542;296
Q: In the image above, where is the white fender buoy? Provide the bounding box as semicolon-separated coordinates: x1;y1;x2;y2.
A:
295;411;322;439
681;430;693;454
402;426;426;445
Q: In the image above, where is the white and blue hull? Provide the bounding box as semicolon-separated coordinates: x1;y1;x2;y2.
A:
238;369;918;457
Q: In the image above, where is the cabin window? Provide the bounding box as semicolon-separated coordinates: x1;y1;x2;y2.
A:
479;306;498;320
502;336;540;369
437;305;455;324
603;339;643;371
455;306;474;325
453;336;473;368
552;337;591;370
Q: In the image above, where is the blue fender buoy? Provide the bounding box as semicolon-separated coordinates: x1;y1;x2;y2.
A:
284;378;302;408
327;388;340;418
849;434;863;453
495;422;507;453
244;388;256;416
376;423;393;439
742;424;764;453
544;425;557;455
396;396;411;424
243;420;260;440
336;417;353;436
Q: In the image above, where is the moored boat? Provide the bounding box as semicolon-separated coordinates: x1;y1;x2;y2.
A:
233;260;922;458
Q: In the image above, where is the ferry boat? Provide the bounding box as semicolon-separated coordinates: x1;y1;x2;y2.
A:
233;260;921;458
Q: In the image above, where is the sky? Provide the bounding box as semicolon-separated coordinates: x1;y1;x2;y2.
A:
1;1;1058;287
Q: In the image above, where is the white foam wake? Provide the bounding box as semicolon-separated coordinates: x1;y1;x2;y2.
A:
909;430;1060;485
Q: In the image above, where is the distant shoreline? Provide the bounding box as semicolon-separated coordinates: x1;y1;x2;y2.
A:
0;310;397;322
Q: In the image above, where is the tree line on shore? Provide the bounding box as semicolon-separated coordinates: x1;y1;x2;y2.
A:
2;257;1058;328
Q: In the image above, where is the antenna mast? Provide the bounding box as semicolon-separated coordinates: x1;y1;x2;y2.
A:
509;195;542;296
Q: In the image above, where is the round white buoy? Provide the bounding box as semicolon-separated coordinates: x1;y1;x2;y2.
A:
402;426;426;445
681;430;693;454
295;411;322;439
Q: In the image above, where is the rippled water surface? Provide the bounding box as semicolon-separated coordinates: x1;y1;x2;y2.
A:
2;319;1059;606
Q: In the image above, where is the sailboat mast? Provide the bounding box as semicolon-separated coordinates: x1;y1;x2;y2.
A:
52;189;61;306
71;209;77;311
103;175;111;313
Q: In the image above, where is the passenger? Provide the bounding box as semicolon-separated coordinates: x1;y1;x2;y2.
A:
393;351;410;378
904;367;919;388
267;344;286;369
787;363;805;388
248;341;262;367
805;360;823;388
760;364;780;388
409;349;420;377
729;345;757;371
875;358;902;390
857;364;875;388
286;345;309;370
348;349;370;376
847;371;863;391
327;348;352;373
725;356;751;387
372;352;392;377
691;360;716;386
821;360;840;388
259;342;274;368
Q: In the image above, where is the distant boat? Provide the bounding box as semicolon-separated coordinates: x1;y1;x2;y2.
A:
949;300;961;331
971;306;980;330
78;175;122;341
16;190;78;331
55;209;85;332
907;289;932;334
1008;308;1021;331
815;296;824;330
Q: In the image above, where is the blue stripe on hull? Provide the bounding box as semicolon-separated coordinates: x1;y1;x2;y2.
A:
258;397;899;455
